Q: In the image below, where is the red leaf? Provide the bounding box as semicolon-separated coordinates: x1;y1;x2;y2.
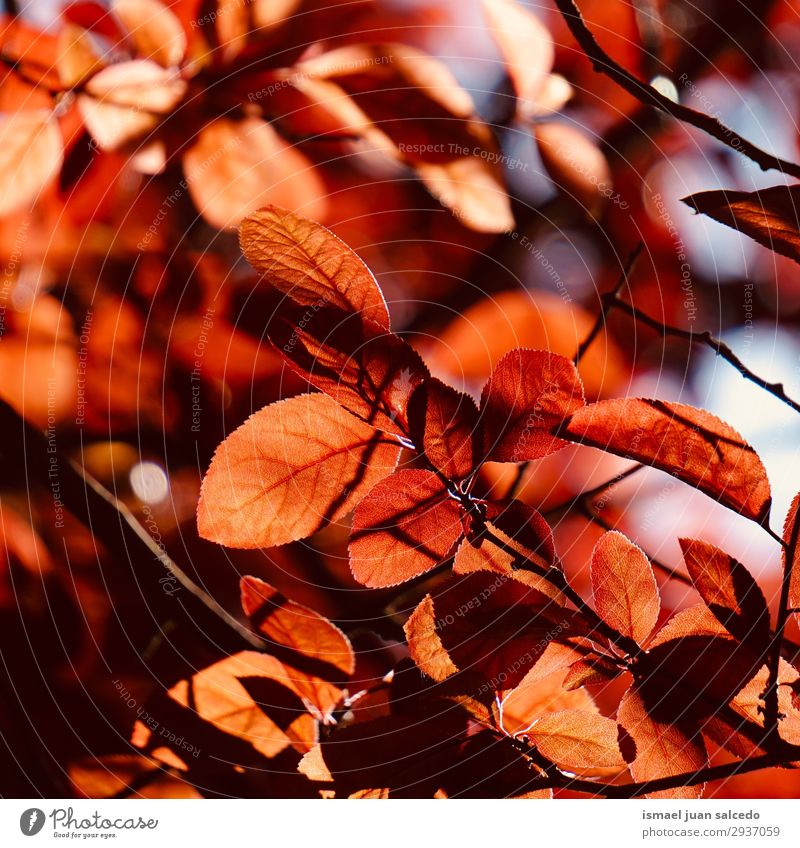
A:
617;686;707;799
454;499;562;600
349;470;465;587
481;349;585;463
784;493;800;619
197;393;401;548
679;538;770;650
408;378;480;480
682;185;800;265
407;572;580;690
239;206;390;327
404;594;459;682
562;655;622;690
526;710;625;772
269;306;428;436
590;530;660;645
240;576;355;676
481;0;554;104
0;110;63;216
562;398;772;522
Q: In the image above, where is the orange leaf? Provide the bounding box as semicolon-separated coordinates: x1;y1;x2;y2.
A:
408;378;480;480
113;0;187;67
562;655;622;690
410;572;580;689
0;110;63;216
501;661;599;737
423;289;625;400
404;594;459;682
679;538;770;649
535;122;612;216
269;306;428;436
69;754;199;799
783;493;800;618
682;185;800;265
454;499;561;600
185;121;328;229
481;348;585;462
617;685;707;799
197;393;400;548
527;710;625;772
135;651;340;762
562;398;772;522
78;59;186;150
481;0;554;104
296;44;514;232
240;576;355;676
349;469;464;587
239;205;389;327
590;530;659;645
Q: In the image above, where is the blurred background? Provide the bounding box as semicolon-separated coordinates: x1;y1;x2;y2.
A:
1;0;800;798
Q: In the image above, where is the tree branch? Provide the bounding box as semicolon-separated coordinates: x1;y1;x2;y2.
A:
552;0;800;179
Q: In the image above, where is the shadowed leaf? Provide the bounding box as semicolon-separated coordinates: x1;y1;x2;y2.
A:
349;469;464;587
679;538;770;650
241;576;355;676
198;393;400;548
562;398;771;522
617;685;707;799
682;185;800;264
408;378;481;480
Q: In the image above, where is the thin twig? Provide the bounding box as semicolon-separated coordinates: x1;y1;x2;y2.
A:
553;0;800;180
613;298;800;415
574;242;643;365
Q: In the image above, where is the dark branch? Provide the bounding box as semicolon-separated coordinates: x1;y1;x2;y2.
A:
552;0;800;180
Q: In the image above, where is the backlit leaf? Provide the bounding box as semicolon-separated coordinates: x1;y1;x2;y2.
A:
562;398;771;522
408;572;580;689
617;685;707;799
296;44;514;232
679;538;770;649
349;469;464;587
526;710;625;772
481;348;585;462
268;306;428;437
240;576;355;676
408;378;480;480
240;205;389;327
682;185;800;265
590;530;660;645
481;0;554;104
404;594;459;682
197;393;401;548
783;493;800;619
454;499;561;600
185;121;328;230
0;110;63;216
113;0;187;67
